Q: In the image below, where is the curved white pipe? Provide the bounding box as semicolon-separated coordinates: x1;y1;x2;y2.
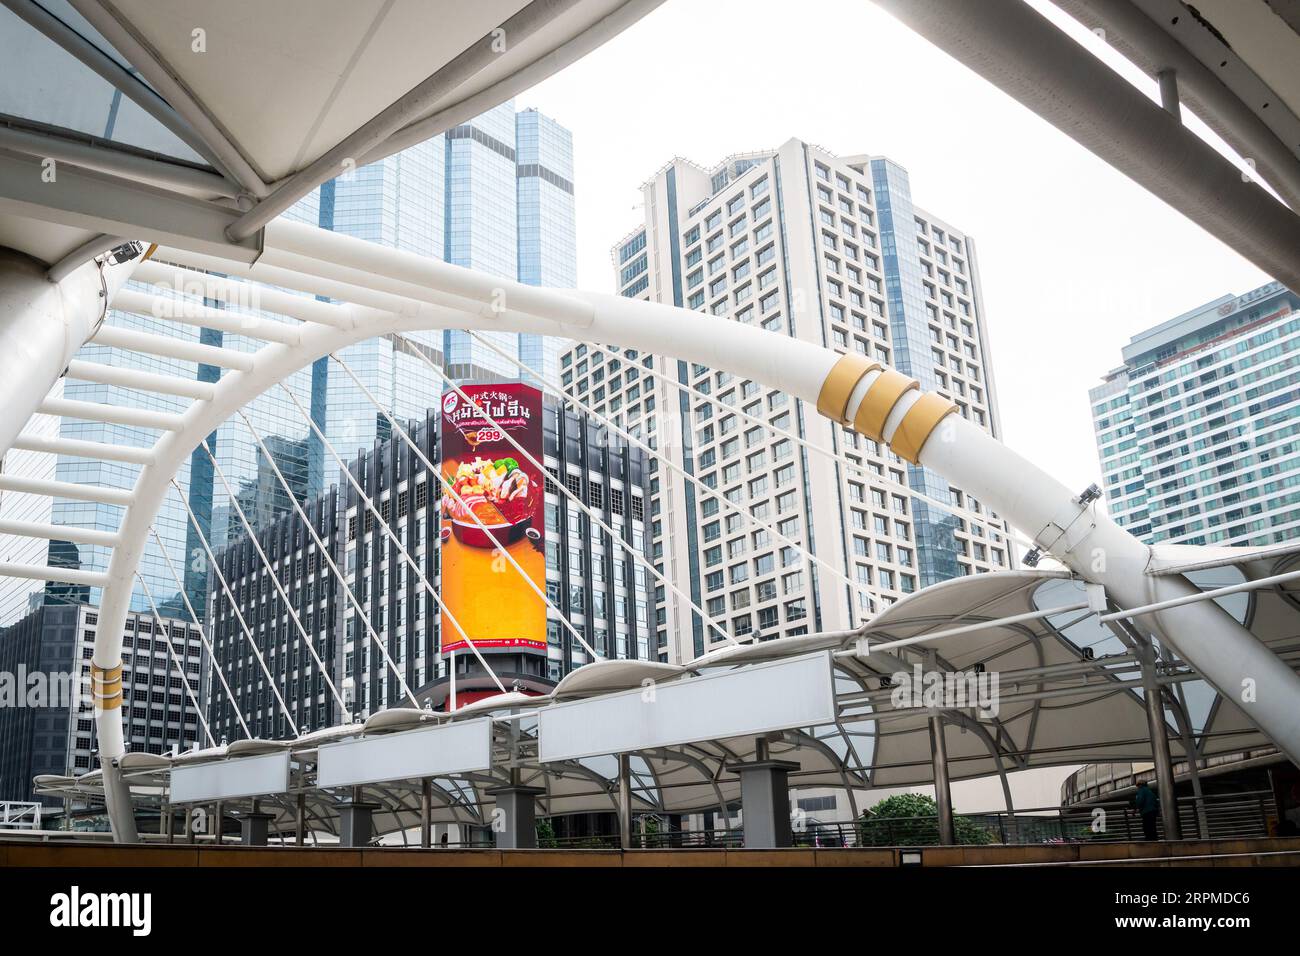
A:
0;248;137;456
920;415;1300;763
73;227;1299;839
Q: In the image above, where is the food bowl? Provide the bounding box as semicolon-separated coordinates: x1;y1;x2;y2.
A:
442;457;538;549
451;513;532;548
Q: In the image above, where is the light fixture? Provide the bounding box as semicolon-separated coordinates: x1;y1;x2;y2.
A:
1077;483;1102;506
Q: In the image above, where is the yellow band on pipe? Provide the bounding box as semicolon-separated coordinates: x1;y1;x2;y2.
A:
853;369;918;442
91;662;123;681
891;392;958;464
816;353;880;422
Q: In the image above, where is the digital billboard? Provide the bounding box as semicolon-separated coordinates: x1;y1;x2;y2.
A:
439;383;546;653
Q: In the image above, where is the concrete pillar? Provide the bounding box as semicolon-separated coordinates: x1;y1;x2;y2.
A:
727;756;799;849
617;753;632;850
339;802;380;848
486;785;544;849
420;779;432;849
239;812;275;846
930;714;955;846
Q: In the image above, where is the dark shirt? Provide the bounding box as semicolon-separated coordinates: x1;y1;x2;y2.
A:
1134;787;1159;815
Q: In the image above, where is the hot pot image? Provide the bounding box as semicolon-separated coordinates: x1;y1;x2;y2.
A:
441;456;537;548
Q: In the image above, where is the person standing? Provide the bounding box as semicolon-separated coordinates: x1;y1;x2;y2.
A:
1134;780;1160;840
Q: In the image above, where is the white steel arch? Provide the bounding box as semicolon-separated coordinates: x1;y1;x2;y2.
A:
9;218;1297;841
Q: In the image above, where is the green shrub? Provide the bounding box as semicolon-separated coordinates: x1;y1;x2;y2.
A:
535;818;558;848
858;793;994;846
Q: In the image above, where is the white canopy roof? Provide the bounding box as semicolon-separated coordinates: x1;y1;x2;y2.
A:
37;567;1295;840
0;0;660;266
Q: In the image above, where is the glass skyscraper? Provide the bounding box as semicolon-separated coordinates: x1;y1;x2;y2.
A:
0;100;576;626
324;101;577;452
516;108;578;386
1090;281;1300;546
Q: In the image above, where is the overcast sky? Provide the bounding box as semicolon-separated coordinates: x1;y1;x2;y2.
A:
518;0;1272;502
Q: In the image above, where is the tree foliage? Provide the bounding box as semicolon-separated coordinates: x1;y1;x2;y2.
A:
857;793;994;846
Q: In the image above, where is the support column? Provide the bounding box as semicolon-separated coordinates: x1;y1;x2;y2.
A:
420;779;432;849
930;714;956;846
295;792;306;846
338;800;380;848
486;785;545;849
239;812;274;846
1157;68;1182;121
617;753;632;850
1170;686;1209;839
727;742;799;849
213;801;223;845
102;758;139;843
1140;643;1181;840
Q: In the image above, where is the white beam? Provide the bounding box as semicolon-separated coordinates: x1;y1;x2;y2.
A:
9;432;155;465
90;325;255;370
65;359;215;401
0;151;259;263
131;259;354;329
0;124;237;199
113;288;303;346
0;473;134;506
38;396;184;431
0;562;109;587
265;220;595;328
1099;568;1300;623
874;0;1300;290
0;518;118;547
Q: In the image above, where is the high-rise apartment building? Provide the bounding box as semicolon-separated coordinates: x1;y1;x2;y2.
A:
567;141;1010;663
1090;281;1300;546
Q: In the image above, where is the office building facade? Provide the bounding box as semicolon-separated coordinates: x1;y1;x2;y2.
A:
0;602;205;803
1090;280;1300;545
205;399;650;741
567;140;1010;663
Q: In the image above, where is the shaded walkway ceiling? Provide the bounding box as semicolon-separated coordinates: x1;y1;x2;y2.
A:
0;0;661;265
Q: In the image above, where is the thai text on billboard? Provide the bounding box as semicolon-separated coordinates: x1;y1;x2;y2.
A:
439;383;546;653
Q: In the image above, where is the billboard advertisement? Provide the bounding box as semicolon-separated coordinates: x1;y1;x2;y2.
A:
439;383;546;654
